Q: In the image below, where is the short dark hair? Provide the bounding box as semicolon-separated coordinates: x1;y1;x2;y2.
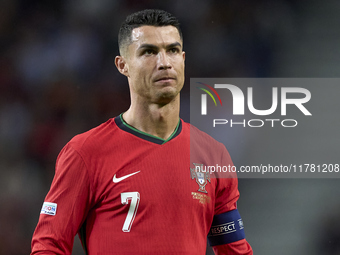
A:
118;9;182;55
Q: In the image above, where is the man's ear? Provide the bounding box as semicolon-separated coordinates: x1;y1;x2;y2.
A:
115;56;129;77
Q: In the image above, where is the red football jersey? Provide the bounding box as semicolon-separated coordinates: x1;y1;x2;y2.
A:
31;115;247;254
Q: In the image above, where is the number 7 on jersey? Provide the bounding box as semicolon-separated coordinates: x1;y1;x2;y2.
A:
120;192;140;232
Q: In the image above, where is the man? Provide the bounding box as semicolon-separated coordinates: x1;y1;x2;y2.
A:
31;9;253;254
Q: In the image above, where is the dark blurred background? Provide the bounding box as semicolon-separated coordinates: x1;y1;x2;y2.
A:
1;0;340;254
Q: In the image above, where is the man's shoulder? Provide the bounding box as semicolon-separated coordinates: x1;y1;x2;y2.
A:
182;121;223;148
67;118;118;152
183;121;233;170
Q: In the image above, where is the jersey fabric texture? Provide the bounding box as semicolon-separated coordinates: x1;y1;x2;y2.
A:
31;115;252;255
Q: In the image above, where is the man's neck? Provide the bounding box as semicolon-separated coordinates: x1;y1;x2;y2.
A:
122;96;180;140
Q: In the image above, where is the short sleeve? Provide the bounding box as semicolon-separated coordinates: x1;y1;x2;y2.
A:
214;143;239;215
31;144;93;255
210;145;253;254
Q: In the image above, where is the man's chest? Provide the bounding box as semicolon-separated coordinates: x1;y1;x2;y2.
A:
87;144;216;233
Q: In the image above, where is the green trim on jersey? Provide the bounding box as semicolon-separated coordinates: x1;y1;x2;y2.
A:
119;114;181;144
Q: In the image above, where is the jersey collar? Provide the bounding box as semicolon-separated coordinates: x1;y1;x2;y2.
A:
114;114;182;145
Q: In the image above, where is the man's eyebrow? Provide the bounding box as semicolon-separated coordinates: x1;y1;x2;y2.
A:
166;42;182;49
138;44;159;51
138;42;182;51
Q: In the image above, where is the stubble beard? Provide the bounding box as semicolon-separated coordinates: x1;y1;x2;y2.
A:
152;82;183;105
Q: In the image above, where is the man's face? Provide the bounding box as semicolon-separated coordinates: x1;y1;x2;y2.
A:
121;25;185;105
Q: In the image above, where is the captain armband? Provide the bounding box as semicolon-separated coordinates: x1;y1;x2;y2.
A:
208;209;246;246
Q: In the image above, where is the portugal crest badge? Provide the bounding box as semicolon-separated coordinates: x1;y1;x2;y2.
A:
190;163;211;193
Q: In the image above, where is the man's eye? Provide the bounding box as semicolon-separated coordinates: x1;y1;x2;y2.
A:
144;49;155;55
169;48;179;53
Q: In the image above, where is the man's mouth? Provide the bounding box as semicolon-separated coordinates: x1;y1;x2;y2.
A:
155;77;176;82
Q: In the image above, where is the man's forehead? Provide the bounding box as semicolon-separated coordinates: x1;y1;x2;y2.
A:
131;25;182;45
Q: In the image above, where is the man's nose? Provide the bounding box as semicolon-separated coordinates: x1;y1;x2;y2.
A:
157;51;172;70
